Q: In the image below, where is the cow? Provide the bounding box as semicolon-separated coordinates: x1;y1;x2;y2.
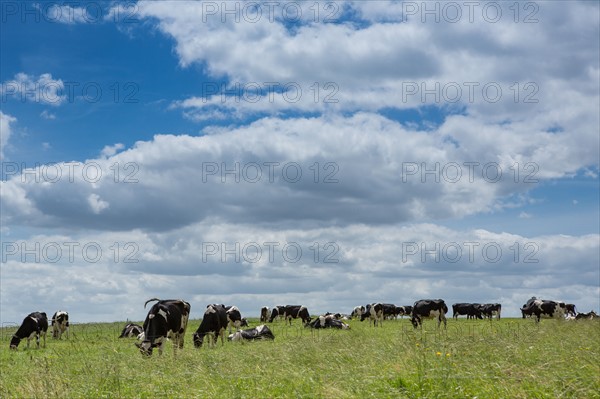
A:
565;304;577;317
351;306;365;319
480;303;502;320
397;305;413;318
382;303;399;320
51;310;69;339
268;306;286;322
136;298;191;356
10;312;48;350
307;314;350;329
272;305;311;325
360;303;384;327
228;325;275;341
193;304;228;348
119;323;143;338
411;299;448;328
452;303;483;320
575;311;598;320
224;305;247;332
520;298;566;322
260;307;270;323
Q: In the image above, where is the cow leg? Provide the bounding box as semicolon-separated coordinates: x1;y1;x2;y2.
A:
42;331;46;348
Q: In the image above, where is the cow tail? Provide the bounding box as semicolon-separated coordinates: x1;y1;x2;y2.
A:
144;298;161;309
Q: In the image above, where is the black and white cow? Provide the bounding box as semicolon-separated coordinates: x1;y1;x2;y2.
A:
575;311;598;320
228;325;275;341
307;314;350;329
411;299;448;328
260;307;270;323
119;323;144;338
223;305;248;332
520;298;566;322
268;306;286;322
10;312;48;350
273;305;311;325
382;303;399;320
397;305;413;318
565;304;577;317
351;306;365;319
360;303;384;327
136;298;191;356
452;303;483;320
480;303;502;319
51;310;69;339
193;304;228;348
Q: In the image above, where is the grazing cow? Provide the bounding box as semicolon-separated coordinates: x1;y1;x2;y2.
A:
10;312;48;350
480;303;502;320
119;323;144;338
452;303;483;320
520;298;566;322
360;303;384;327
51;311;69;339
382;303;399;320
228;325;275;341
193;304;228;348
411;299;448;328
575;311;598;320
260;307;270;323
565;304;577;317
351;306;365;319
307;314;350;329
397;305;413;318
268;306;286;322
275;305;311;325
136;298;191;356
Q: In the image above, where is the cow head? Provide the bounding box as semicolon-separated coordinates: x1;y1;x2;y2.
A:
9;336;21;350
135;340;154;356
193;332;205;348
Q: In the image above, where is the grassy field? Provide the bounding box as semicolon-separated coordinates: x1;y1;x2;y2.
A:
0;317;598;398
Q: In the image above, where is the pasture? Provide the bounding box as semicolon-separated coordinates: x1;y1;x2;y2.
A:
1;318;598;398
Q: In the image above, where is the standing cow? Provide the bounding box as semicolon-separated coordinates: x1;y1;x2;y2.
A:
51;310;69;339
193;304;228;348
520;298;566;322
452;303;483;320
136;298;191;356
10;312;48;350
411;299;448;328
360;303;384;327
260;307;270;323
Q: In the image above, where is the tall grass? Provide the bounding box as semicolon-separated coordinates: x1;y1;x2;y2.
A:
1;318;598;398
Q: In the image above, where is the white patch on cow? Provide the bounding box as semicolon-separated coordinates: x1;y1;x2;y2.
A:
319;315;326;328
206;306;216;314
148;314;155;319
157;308;168;321
137;332;145;341
256;325;266;334
227;306;239;313
229;332;242;341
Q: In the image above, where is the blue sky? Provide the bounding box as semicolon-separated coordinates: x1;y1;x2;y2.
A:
1;1;598;323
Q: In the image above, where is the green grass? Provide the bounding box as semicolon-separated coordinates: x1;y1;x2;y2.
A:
1;318;598;398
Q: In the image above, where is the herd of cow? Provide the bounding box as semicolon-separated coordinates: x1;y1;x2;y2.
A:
7;297;598;355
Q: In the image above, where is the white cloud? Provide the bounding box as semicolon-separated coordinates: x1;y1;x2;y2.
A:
100;143;125;158
1;73;65;106
0;111;16;160
40;110;56;120
519;212;532;219
87;193;110;214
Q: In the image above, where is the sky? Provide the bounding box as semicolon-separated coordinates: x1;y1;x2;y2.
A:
0;0;598;324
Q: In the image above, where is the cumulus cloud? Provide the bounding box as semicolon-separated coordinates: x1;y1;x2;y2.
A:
1;73;65;106
0;111;16;160
3;112;596;232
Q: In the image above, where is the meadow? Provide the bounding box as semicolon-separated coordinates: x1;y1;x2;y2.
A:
0;317;598;398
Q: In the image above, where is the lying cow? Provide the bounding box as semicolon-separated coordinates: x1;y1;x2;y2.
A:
119;323;144;338
136;298;191;356
193;304;228;348
520;298;565;322
452;303;483;320
10;312;48;350
360;303;384;327
228;325;275;341
411;299;448;328
51;310;69;339
575;311;598;320
307;314;350;329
